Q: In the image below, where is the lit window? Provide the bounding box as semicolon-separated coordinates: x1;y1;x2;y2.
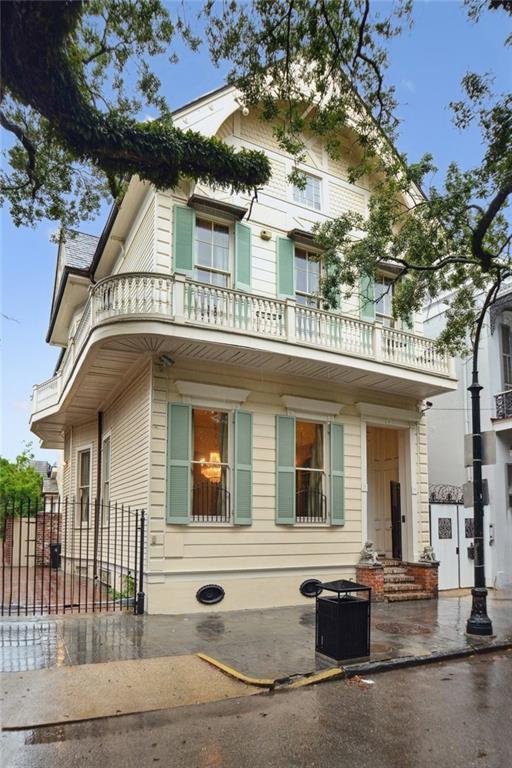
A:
292;174;321;211
191;409;230;522
375;275;395;327
195;218;230;287
77;449;91;523
501;325;512;389
295;421;325;522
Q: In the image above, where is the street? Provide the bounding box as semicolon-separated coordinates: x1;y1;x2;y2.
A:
2;651;511;768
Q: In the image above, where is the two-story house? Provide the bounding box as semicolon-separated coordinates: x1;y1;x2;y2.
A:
30;85;457;613
425;287;512;591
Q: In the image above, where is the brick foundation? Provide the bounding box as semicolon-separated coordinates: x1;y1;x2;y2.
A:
355;564;385;602
404;561;439;597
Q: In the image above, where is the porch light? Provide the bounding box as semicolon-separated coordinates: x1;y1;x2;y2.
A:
200;452;222;482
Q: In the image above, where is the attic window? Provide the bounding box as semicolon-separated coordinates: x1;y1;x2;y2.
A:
292;173;321;211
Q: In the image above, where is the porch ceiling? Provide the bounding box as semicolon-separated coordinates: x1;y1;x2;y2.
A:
31;328;456;449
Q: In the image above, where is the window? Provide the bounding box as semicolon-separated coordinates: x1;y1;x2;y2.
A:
506;464;512;512
194;218;230;287
191;409;230;522
375;274;395;327
77;449;91;524
501;325;512;389
292;173;321;211
101;435;111;526
295;248;321;307
295;420;326;522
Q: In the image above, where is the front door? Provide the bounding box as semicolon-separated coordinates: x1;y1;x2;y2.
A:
430;502;475;590
367;427;399;557
390;481;402;560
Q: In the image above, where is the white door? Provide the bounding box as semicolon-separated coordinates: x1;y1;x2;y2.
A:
457;508;475;588
367;427;398;557
431;503;459;590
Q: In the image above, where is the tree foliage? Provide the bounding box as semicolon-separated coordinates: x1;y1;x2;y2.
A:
0;0;271;229
0;444;43;508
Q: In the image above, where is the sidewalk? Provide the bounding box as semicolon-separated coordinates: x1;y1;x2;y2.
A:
2;592;511;679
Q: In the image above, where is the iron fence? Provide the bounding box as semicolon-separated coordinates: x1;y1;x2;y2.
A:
0;498;145;616
296;489;327;523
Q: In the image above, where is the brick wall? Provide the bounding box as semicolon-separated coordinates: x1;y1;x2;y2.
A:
404;562;439;597
355;565;385;602
35;512;61;566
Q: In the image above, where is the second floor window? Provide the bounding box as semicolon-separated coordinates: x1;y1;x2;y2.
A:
501;324;512;390
375;275;395;327
191;408;230;522
292;173;321;211
295;248;321;307
195;218;230;287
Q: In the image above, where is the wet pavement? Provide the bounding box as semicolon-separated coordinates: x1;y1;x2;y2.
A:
1;593;511;678
2;652;511;768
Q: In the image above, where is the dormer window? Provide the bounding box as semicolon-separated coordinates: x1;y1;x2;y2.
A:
195;218;230;287
292;173;321;211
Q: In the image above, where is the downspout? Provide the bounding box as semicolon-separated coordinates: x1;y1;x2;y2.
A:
93;411;103;580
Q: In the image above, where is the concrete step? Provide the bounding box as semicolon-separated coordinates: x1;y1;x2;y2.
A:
386;591;433;602
384;582;422;593
383;574;416;584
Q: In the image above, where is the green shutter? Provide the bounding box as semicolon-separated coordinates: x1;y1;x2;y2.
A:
277;237;295;298
234;411;253;525
360;273;376;322
173;205;194;275
330;422;345;525
276;415;295;524
166;403;191;524
235;222;251;291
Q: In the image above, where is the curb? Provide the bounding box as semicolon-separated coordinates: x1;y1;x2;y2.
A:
198;640;512;691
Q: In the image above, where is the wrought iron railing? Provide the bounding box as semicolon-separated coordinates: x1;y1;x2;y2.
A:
191;482;231;523
429;484;464;505
495;390;512;420
295;488;327;523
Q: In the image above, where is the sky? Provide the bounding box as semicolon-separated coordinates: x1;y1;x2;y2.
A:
0;0;510;462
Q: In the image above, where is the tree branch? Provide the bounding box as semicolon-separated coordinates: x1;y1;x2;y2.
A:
471;176;512;270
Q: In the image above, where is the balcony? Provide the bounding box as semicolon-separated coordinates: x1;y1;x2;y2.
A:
32;272;455;424
494;390;512;421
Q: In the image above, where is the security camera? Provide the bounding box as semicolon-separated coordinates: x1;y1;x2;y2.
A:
426;401;433;409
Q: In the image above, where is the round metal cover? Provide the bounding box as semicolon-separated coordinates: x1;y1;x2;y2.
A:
196;584;225;605
299;578;323;598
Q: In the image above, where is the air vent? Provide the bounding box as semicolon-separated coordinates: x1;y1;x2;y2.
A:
196;584;225;605
299;578;323;598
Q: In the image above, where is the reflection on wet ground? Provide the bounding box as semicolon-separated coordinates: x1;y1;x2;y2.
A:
1;594;511;679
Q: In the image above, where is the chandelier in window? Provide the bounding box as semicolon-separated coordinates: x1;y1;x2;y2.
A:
200;452;222;483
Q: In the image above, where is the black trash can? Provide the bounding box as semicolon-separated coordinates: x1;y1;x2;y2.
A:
50;543;61;570
315;579;371;662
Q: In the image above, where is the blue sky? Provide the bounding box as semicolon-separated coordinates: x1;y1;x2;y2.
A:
1;1;510;461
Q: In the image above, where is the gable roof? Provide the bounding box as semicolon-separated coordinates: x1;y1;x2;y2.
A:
61;230;100;271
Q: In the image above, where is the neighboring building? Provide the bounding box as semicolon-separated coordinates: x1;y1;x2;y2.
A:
29;459;60;510
425;288;512;590
29;85;456;613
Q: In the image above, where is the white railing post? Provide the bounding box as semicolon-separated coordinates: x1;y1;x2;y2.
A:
374;322;383;362
173;273;186;323
286;299;296;344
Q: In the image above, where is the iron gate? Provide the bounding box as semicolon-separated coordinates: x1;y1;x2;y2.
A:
1;498;145;616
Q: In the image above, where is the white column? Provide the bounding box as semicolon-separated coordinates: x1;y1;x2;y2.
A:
173;273;186;324
286;298;296;344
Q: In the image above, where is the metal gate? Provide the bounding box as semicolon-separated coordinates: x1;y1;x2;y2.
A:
1;498;145;616
429;485;474;590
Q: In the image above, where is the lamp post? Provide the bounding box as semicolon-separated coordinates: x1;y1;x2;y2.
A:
466;285;496;637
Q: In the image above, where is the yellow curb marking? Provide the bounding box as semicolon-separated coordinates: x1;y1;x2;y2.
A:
287;668;344;689
196;653;275;688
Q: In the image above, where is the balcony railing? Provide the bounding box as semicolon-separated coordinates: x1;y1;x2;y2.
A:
296;488;327;524
191;482;231;523
32;272;453;415
495;390;512;420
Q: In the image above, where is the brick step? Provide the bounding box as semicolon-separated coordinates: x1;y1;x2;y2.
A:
383;567;407;575
386;591;433;602
384;582;422;593
383;574;416;584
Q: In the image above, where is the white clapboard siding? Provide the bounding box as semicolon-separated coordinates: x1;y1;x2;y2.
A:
118;194;155;274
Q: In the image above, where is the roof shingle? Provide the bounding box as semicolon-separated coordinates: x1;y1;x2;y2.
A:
62;230;99;271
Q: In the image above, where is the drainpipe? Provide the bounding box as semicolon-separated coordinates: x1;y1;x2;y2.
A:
93;411;103;580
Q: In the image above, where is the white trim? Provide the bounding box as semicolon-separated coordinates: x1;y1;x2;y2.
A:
356;401;421;424
281;395;343;418
360;420;368;546
101;431;111;508
76;443;93;525
175;380;250;408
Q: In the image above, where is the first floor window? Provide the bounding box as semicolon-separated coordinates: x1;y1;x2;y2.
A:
78;449;91;524
292;172;321;211
101;435;111;526
295;420;325;522
191;409;230;522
